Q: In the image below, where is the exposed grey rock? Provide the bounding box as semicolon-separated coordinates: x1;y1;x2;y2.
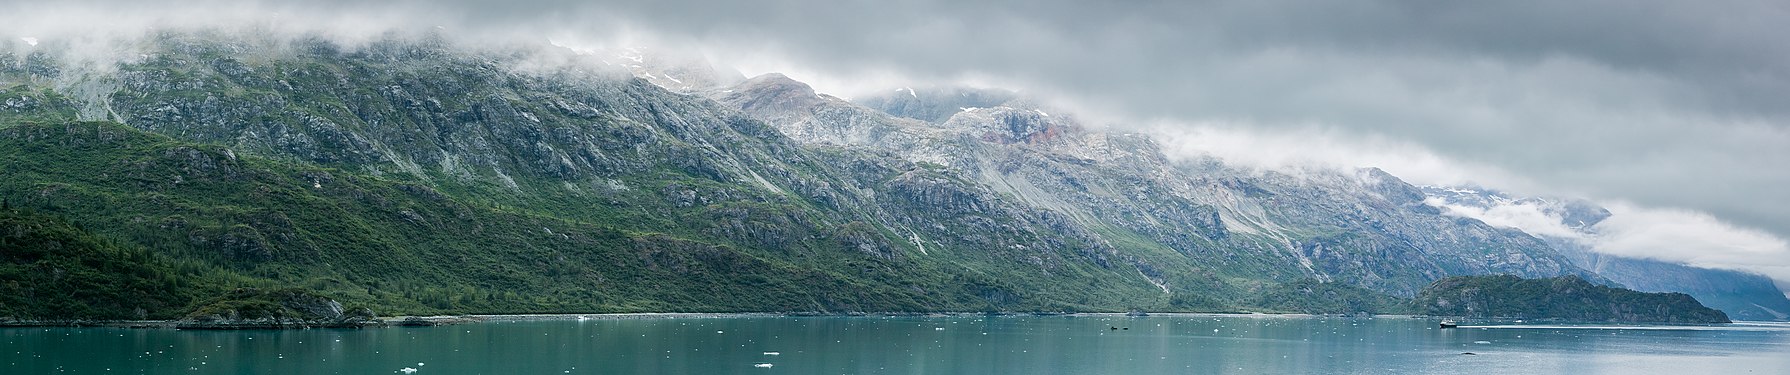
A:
711;76;1602;297
176;289;381;329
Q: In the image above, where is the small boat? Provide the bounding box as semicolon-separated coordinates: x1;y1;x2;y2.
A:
1439;320;1458;329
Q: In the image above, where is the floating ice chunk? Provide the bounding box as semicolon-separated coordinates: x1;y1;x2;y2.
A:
753;363;774;368
19;37;37;46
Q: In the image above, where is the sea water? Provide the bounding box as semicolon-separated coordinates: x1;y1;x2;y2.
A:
4;315;1787;374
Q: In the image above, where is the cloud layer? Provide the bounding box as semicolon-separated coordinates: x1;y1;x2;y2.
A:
1427;193;1790;281
483;0;1790;241
1594;202;1790;280
6;1;1788;281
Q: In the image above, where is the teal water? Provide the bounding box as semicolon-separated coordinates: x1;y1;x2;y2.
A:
4;315;1787;374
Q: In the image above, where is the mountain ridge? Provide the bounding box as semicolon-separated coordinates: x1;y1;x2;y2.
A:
705;71;1603;298
0;32;1713;320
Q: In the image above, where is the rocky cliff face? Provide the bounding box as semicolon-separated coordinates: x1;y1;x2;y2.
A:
178;288;379;329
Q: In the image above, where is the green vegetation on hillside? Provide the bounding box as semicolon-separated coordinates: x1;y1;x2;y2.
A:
1246;279;1407;315
0;207;231;320
0;36;1245;317
0;118;1255;317
0;120;925;315
1411;275;1731;324
0;117;1570;319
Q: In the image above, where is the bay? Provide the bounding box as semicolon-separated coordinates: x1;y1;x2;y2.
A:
4;315;1787;374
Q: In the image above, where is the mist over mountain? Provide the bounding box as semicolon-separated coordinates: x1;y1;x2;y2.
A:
1423;187;1790;320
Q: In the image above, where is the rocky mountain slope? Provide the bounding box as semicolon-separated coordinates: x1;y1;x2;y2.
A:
2;33;1199;316
0;31;1640;318
711;73;1599;298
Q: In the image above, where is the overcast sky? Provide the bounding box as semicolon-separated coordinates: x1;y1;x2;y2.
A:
6;0;1789;282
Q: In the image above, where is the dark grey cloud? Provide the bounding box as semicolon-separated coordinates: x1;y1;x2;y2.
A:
6;0;1789;277
553;0;1790;233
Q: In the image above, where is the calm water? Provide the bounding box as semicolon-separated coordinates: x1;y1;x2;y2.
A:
4;315;1787;374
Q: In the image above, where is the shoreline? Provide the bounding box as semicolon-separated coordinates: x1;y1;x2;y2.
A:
0;312;1427;329
4;312;1759;330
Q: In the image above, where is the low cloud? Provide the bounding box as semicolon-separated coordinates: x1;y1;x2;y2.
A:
1425;197;1588;240
1424;190;1790;282
1592;202;1790;281
1144;122;1539;192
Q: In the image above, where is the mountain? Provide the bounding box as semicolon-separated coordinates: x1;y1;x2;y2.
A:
1;33;1206;317
1422;186;1790;321
855;86;1019;124
3;31;1614;318
709;73;1601;298
587;46;746;94
1412;275;1731;324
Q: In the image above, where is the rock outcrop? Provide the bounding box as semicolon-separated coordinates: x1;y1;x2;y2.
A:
176;288;380;329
